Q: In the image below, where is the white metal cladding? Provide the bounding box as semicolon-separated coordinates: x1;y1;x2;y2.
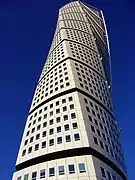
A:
12;1;127;180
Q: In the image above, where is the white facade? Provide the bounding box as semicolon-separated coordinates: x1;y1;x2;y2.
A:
12;1;127;180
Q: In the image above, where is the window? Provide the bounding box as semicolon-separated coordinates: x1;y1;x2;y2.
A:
56;108;60;114
62;99;66;103
42;131;46;137
40;169;45;179
56;101;59;106
49;139;54;146
31;128;35;133
24;174;29;180
35;144;39;151
57;126;61;133
107;171;112;180
43;122;47;128
69;96;73;101
49;167;55;177
22;149;26;156
42;141;46;148
49;128;54;135
24;140;28;146
93;137;98;145
36;134;40;140
64;124;69;131
101;167;106;177
66;135;71;142
57;137;62;144
50;119;53;125
26;131;30;136
56;117;60;123
28;147;32;153
71;113;76;119
63;106;67;112
58;166;65;175
68;164;75;174
64;115;68;121
37;125;41;130
72;122;78;129
17;176;21;180
70;104;74;110
74;133;80;141
100;141;104;149
78;163;86;173
91;125;95;133
32;172;37;180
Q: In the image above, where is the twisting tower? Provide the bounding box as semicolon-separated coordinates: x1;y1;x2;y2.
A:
12;1;127;180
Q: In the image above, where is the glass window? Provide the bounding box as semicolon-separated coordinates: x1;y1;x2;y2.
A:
24;174;29;180
69;96;73;101
101;167;106;177
58;166;65;175
78;163;86;173
42;131;46;137
71;113;76;119
42;141;46;148
66;135;71;142
22;149;26;156
72;122;78;129
49;139;54;146
74;133;80;141
49;167;55;177
32;172;37;180
17;177;21;180
57;137;62;144
57;126;61;133
70;104;74;110
68;164;75;174
63;115;68;121
107;171;112;180
49;128;54;135
35;144;39;151
64;124;69;131
28;147;32;153
40;169;45;179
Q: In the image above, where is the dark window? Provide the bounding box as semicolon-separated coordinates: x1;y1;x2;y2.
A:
107;171;112;180
57;126;61;133
42;141;46;148
49;119;53;125
70;104;74;110
64;124;69;131
69;96;73;101
35;144;39;151
40;169;45;179
91;125;95;133
74;133;80;141
32;172;37;180
63;115;68;121
100;167;106;177
57;137;62;144
72;122;78;129
49;128;54;135
71;113;76;119
66;135;71;142
93;136;98;145
68;164;75;174
22;149;26;156
56;117;60;123
49;139;54;146
42;131;46;137
43;122;47;128
36;134;40;140
49;167;55;177
28;147;32;153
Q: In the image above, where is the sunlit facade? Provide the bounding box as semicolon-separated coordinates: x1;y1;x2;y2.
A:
12;1;127;180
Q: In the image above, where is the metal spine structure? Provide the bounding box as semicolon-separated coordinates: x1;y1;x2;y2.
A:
12;1;127;180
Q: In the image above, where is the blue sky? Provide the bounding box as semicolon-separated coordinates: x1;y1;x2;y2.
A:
0;0;134;179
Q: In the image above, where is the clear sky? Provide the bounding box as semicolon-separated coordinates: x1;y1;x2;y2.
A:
0;0;134;179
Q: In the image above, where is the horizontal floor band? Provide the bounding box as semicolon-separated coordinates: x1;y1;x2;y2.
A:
16;147;126;180
29;87;115;120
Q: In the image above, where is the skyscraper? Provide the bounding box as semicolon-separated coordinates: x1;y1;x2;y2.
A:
12;1;127;180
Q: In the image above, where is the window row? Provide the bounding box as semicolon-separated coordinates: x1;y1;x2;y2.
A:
24;122;78;146
17;163;86;180
22;133;80;156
